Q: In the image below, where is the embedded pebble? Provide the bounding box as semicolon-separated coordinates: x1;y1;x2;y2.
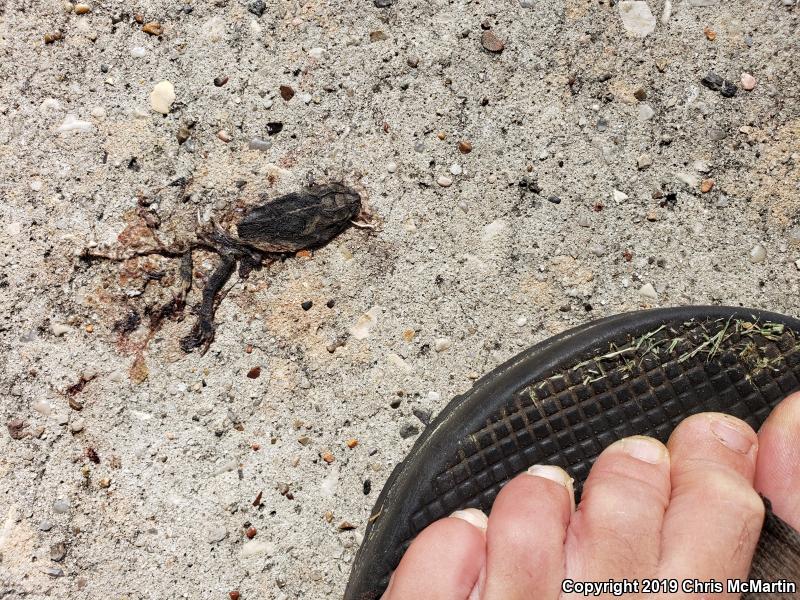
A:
53;499;70;514
350;307;379;340
618;1;656;38
741;73;756;91
637;154;653;170
434;338;452;352
74;3;90;13
51;323;70;336
638;104;655;121
150;81;175;114
6;222;22;235
515;316;528;327
788;228;800;246
70;419;85;433
142;22;163;36
248;137;272;151
130;46;146;57
437;175;453;187
308;47;324;60
399;423;420;438
481;30;505;53
387;161;397;173
39;520;53;531
449;164;462;176
638;283;658;300
482;220;506;241
217;130;232;143
613;189;628;202
50;542;67;562
749;244;766;263
242;540;274;557
43;567;64;578
589;243;606;256
56;115;93;134
208;525;228;543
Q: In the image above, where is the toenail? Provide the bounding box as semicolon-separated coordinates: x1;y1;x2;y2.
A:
526;465;575;511
620;436;666;464
710;415;755;455
450;508;488;531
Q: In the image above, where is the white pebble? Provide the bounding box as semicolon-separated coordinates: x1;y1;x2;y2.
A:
51;323;71;336
693;160;711;173
516;317;528;327
130;46;146;58
308;47;325;60
618;0;656;38
427;391;441;402
449;164;463;176
55;114;94;134
242;540;274;557
320;466;339;497
150;80;175;114
299;93;312;104
434;338;452;352
638;103;655;121
638;283;658;300
350;307;379;340
437;175;453;187
749;244;766;263
6;222;21;236
387;161;397;173
612;189;628;202
40;98;62;112
740;73;756;91
90;106;106;120
481;219;507;241
488;174;497;183
33;399;52;416
30;180;43;191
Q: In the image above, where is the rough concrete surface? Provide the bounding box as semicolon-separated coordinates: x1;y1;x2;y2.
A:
1;0;799;597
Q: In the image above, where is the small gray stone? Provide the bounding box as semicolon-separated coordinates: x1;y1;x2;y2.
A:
638;104;655;121
787;228;800;246
374;0;393;5
50;542;67;562
248;137;272;152
248;0;265;16
70;419;85;433
520;0;535;6
43;567;64;578
589;243;606;257
637;154;653;170
208;525;228;543
399;423;420;438
412;408;432;425
39;520;53;531
52;499;70;514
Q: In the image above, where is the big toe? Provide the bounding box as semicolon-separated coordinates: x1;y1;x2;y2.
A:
755;391;800;529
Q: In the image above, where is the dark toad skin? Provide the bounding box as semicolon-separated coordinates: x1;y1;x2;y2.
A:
82;182;363;354
180;182;362;353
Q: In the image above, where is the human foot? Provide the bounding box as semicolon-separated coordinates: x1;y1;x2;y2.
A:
382;392;800;599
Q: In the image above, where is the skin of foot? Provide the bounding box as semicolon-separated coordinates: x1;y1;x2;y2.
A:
383;391;800;600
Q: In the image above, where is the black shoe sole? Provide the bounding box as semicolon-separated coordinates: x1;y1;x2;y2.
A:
345;306;800;600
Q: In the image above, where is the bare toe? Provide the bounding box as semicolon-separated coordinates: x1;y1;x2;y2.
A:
755;390;800;530
659;413;763;593
383;509;487;600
